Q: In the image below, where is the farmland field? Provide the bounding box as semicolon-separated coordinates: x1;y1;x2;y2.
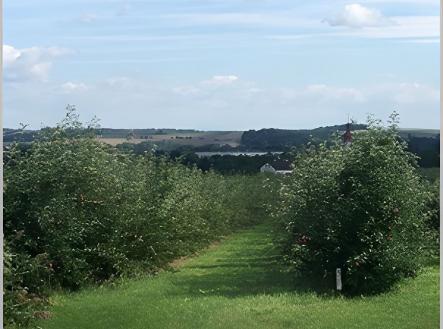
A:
97;131;243;147
32;223;439;329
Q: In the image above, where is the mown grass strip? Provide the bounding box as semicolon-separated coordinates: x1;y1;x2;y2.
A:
34;223;439;329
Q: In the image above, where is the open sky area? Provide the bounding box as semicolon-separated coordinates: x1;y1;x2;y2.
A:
3;0;440;130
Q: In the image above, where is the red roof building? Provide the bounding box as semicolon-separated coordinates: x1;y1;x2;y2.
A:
342;122;352;144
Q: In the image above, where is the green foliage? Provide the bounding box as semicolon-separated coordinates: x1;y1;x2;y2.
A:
418;167;440;182
423;178;440;238
278;114;429;295
4;243;51;327
4;111;272;327
241;125;368;151
406;136;439;168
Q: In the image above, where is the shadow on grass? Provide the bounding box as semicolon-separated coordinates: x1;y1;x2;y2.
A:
178;261;295;297
165;223;437;299
165;224;336;299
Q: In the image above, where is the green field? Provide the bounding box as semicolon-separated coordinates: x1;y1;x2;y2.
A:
33;223;439;329
97;131;243;147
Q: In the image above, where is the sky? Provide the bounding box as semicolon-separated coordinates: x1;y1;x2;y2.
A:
3;0;440;130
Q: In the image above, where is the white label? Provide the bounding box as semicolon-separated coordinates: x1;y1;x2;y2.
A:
336;268;342;291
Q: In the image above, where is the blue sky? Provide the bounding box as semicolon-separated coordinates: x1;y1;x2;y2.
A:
3;0;440;130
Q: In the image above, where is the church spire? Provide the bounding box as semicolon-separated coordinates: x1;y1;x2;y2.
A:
342;118;352;145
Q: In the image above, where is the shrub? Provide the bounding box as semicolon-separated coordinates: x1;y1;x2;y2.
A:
421;178;440;256
279;115;428;295
423;178;440;234
4;243;51;327
4;110;271;326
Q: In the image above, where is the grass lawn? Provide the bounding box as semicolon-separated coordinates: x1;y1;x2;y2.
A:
34;223;439;329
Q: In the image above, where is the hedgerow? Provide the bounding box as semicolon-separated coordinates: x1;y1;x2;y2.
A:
277;114;430;295
3;111;273;327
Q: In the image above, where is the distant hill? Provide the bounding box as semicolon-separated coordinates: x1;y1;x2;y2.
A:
4;128;38;143
97;130;243;148
3;128;243;148
241;124;368;151
398;128;440;139
4;126;439;167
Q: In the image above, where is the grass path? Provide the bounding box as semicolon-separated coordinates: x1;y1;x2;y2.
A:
37;223;439;329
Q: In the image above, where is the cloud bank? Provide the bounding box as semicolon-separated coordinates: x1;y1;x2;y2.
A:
4;75;439;130
325;4;394;28
3;45;71;82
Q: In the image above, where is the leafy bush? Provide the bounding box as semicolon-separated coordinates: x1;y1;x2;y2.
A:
4;243;51;327
423;178;440;233
421;178;440;257
278;115;428;295
4;110;272;326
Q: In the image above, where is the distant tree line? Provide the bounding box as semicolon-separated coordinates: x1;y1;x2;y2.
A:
4;125;439;168
241;125;367;151
170;152;294;174
406;135;440;167
115;143;295;174
240;127;439;168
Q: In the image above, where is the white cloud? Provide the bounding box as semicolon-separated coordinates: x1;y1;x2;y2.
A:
303;84;366;102
203;75;239;86
172;75;244;98
368;82;440;104
322;4;438;39
400;38;440;44
61;82;89;93
172;86;201;96
4;75;439;130
29;62;52;79
357;16;439;38
105;76;134;88
95;78;438;112
3;44;71;82
271;16;438;40
3;45;21;66
274;83;438;108
325;4;394;28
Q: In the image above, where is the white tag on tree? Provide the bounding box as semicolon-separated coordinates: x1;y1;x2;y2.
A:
336;268;342;291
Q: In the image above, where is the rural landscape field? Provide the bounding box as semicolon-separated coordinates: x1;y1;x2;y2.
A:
3;112;440;328
3;0;440;328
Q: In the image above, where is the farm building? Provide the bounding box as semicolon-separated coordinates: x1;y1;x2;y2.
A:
260;163;276;174
260;161;292;175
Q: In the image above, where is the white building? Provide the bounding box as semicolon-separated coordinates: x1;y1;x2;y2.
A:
260;163;276;174
260;163;292;175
